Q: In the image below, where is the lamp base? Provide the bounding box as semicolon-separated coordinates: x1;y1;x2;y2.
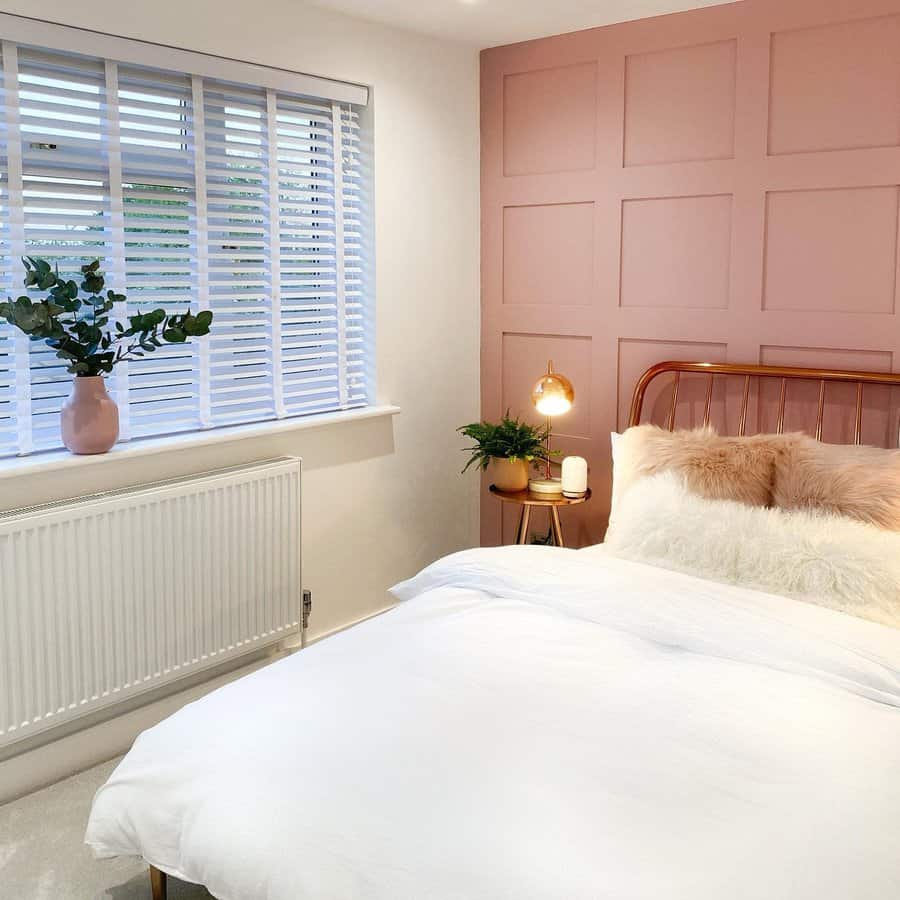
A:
528;476;563;495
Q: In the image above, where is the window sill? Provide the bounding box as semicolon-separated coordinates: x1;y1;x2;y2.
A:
0;404;401;482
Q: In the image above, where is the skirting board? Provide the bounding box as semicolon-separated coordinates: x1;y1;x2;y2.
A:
0;602;397;806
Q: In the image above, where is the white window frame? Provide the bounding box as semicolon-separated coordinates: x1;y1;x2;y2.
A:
0;13;373;459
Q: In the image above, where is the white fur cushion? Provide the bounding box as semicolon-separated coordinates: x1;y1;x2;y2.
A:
605;471;900;629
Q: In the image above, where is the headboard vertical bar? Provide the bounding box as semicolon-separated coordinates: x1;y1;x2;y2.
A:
738;375;751;436
854;383;863;445
667;372;680;432
776;378;787;434
815;380;826;441
703;375;714;426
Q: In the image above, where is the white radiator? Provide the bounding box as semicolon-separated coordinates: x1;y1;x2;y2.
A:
0;457;301;751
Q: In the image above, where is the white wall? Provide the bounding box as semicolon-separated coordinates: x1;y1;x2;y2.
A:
0;0;480;794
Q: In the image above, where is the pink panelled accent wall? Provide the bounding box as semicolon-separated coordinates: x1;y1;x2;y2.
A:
480;0;900;546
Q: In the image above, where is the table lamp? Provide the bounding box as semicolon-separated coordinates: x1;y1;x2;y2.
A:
529;359;574;494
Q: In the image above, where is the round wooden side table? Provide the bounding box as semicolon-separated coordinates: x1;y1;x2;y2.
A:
489;485;592;547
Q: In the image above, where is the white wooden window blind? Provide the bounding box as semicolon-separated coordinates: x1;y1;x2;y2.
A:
0;18;370;457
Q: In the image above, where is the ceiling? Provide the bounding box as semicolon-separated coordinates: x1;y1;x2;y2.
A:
307;0;736;48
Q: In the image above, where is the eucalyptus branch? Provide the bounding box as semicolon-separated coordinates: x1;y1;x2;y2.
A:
0;258;213;377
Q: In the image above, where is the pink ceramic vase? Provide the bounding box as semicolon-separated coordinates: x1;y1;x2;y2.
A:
61;376;119;454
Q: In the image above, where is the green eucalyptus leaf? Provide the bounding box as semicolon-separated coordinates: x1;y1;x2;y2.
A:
80;261;105;293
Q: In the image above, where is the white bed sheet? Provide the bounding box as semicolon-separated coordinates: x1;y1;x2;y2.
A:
86;546;900;900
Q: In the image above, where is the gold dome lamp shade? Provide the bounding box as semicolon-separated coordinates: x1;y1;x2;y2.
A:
529;360;574;495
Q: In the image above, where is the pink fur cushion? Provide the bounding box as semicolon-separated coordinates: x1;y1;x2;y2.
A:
773;436;900;531
611;425;784;511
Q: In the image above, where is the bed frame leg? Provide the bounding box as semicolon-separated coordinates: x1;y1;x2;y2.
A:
149;865;167;900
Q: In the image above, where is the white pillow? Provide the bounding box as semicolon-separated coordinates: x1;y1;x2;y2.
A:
610;431;622;459
609;432;623;511
605;471;900;629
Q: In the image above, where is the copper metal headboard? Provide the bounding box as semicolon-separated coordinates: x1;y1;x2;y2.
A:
628;361;900;445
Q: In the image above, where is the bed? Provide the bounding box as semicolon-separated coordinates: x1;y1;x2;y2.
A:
85;362;900;900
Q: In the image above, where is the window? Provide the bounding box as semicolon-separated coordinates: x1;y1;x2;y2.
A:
0;18;371;458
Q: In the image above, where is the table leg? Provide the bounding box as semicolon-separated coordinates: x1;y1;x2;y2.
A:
550;506;564;547
515;505;532;544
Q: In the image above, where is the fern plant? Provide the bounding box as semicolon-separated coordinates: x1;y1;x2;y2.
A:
457;413;555;473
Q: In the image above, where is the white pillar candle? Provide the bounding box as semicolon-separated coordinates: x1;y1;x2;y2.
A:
561;456;588;497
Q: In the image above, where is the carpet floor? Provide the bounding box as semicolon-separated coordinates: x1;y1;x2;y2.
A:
0;757;213;899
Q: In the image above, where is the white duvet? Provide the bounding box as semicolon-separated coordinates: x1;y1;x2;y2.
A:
86;547;900;900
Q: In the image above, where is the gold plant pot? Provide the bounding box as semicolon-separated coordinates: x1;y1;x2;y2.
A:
488;457;529;492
